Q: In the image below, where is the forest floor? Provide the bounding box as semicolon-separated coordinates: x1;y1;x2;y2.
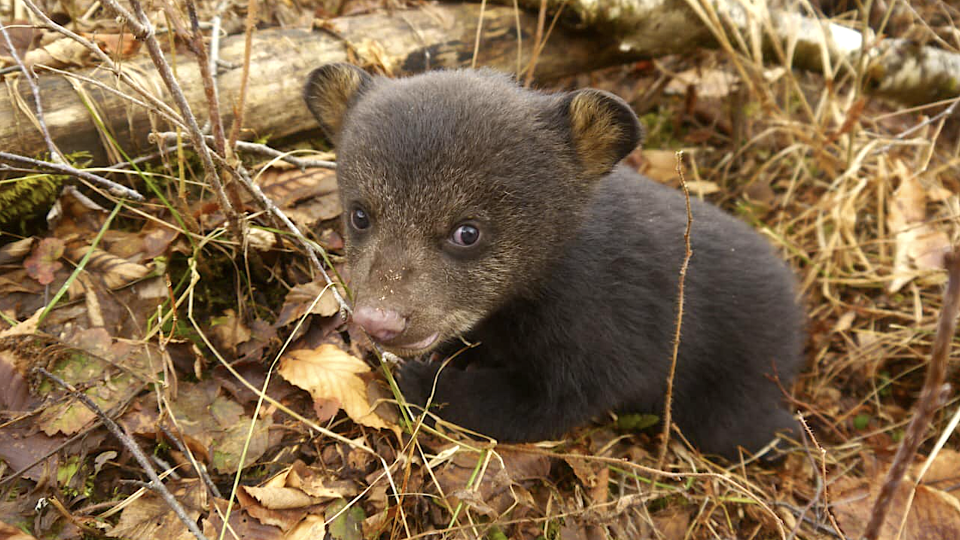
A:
1;0;959;539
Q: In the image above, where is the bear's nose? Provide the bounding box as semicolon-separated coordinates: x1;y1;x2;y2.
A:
352;306;407;342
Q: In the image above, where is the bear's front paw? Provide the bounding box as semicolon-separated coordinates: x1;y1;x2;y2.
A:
396;360;442;411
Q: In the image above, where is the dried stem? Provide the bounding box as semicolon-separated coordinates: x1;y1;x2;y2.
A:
183;0;226;156
35;368;210;540
0;22;62;162
227;0;258;148
861;248;960;540
156;132;336;170
657;150;693;469
0;152;144;200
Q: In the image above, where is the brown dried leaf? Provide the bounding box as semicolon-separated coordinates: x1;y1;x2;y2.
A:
919;449;960;503
258;168;341;227
435;447;550;516
210;309;252;353
637;149;679;185
36;329;149;436
203;499;284;540
0;237;34;266
24;237;64;285
22;37;91;69
81;32;142;57
887;171;952;293
237;470;320;531
65;246;151;289
276;280;342;326
278;344;392;430
833;474;960;539
0;21;38;59
285;515;326;540
107;480;206;540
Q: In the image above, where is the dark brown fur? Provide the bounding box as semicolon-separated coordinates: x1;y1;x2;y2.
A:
304;65;804;459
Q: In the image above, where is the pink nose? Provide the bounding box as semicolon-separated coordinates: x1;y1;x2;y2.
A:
352;306;407;342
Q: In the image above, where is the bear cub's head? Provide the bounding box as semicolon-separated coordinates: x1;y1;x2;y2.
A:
304;64;642;355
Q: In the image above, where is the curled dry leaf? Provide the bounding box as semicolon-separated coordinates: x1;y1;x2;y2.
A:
0;237;34;266
24;237;64;285
887;170;952;293
237;466;333;531
210;309;253;354
22;37;91;69
81;32;142;57
278;344;393;430
277;279;343;326
65;247;151;289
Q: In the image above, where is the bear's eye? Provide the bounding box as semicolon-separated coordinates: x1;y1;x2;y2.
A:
451;224;480;246
350;207;371;230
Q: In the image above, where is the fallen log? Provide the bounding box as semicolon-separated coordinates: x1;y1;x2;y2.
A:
503;0;960;106
0;4;644;164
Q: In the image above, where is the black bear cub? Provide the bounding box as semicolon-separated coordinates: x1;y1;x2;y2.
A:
304;64;804;459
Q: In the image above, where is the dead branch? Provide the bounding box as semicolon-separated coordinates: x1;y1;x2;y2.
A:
35;367;209;540
0;151;144;200
861;249;960;540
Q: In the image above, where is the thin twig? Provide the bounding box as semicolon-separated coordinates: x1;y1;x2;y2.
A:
798;415;844;538
0;152;144;200
523;0;547;87
183;0;226;156
0;22;62;163
227;0;258;149
159;424;223;499
657;150;693;470
861;248;960;540
156;132;337;170
35;368;210;540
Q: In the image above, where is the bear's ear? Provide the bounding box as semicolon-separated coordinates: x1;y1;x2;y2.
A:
556;89;643;178
303;63;373;143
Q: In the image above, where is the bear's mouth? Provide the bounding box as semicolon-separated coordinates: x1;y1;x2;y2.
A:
386;331;440;354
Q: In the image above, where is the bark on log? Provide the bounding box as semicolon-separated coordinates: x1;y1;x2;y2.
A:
0;4;644;164
503;0;960;105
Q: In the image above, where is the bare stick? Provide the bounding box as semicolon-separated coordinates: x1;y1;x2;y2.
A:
0;152;144;200
861;248;960;540
156;132;336;170
227;0;258;148
657;150;693;469
183;0;226;156
35;368;210;540
158;424;222;499
523;0;547;87
0;22;62;162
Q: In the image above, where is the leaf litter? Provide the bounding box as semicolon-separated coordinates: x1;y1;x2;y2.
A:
1;2;960;539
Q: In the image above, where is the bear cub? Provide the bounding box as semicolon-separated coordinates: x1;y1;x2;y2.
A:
304;64;804;459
